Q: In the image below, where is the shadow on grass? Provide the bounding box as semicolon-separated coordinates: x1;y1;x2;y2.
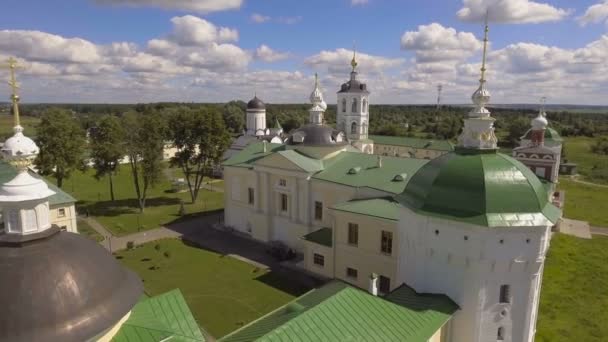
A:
254;271;315;297
77;197;183;217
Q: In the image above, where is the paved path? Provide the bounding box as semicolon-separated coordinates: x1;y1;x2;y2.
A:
567;175;608;188
559;218;592;239
83;212;223;252
591;226;608;236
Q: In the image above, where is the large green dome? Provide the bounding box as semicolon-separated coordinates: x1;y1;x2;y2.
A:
396;149;560;227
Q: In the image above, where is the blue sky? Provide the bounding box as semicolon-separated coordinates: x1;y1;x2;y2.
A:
2;0;608;104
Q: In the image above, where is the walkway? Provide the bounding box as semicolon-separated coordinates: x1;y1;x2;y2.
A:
83;212;223;252
567;175;608;188
558;218;592;239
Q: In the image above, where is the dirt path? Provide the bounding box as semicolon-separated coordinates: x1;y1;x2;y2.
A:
567;175;608;188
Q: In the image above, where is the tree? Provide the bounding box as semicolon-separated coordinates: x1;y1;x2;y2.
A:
591;137;608;156
168;107;231;203
35;108;87;188
507;117;530;147
122;110;166;212
90;115;125;202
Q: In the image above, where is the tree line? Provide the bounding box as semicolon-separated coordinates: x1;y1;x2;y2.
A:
33;106;230;212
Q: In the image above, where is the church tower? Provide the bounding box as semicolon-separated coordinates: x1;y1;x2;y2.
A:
246;95;267;136
337;50;372;153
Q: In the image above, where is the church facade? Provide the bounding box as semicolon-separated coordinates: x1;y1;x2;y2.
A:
223;24;561;342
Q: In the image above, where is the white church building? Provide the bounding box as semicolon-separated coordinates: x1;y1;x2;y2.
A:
223;24;561;342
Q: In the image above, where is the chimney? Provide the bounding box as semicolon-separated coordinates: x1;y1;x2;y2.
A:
369;273;379;296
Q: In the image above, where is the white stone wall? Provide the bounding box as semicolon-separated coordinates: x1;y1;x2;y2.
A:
397;208;550;342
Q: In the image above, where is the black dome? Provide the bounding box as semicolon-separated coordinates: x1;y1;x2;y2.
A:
247;96;266;110
0;228;142;342
286;124;347;147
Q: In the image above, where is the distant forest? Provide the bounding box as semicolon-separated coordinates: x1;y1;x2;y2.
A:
7;101;608;149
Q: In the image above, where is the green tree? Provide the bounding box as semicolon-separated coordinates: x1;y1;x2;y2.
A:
591;137;608;155
223;102;245;133
168;107;231;203
507;117;530;147
35;108;87;188
90;115;125;202
122;110;166;212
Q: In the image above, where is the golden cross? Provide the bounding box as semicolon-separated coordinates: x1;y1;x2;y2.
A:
351;42;358;71
1;57;23;127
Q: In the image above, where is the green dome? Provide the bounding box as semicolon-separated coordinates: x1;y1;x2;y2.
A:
396;149;560;227
522;127;563;143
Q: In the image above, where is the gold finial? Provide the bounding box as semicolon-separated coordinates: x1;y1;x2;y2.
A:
479;11;489;85
351;42;358;72
2;57;23;127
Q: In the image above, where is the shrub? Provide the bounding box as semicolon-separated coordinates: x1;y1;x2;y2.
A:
126;241;135;250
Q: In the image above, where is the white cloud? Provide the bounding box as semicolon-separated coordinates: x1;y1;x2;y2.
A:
169;15;238;46
401;23;481;63
305;48;403;75
578;1;608;26
255;45;289;62
457;0;570;24
0;30;101;64
351;0;369;6
251;13;271;23
94;0;242;13
277;16;302;25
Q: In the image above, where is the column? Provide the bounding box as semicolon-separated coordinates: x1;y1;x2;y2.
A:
292;178;299;222
303;178;311;226
263;172;270;214
254;171;261;212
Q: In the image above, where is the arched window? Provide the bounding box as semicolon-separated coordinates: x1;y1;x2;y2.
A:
497;327;505;340
352;98;358;112
362;99;368;113
351;122;358;134
342;98;346;113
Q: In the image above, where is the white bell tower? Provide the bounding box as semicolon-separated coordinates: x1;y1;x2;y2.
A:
337;50;373;153
0;57;55;236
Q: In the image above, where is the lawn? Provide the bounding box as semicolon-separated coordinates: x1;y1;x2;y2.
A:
536;234;608;342
55;165;224;236
563;136;608;184
76;218;104;242
558;179;608;227
0;114;40;139
116;239;311;338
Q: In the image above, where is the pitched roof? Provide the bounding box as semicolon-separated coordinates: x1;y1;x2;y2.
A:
312;152;428;194
222;142;285;168
113;289;207;342
331;197;402;221
220;281;458;342
302;227;332;247
274;150;324;172
0;161;76;206
369;135;454;152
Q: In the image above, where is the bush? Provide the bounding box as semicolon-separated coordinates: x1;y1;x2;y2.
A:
126;241;135;250
154;243;161;251
163;251;171;258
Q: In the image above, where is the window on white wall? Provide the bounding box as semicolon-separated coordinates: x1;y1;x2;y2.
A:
313;253;325;266
381;231;393;255
342;98;346;113
499;285;511;304
314;201;323;221
280;193;288;212
497;327;505;340
352;98;358;112
58;208;66;218
248;188;255;205
279;179;287;187
351;122;357;134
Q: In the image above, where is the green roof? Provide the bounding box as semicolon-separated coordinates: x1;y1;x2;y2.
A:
0;161;76;206
332;197;402;221
397;149;561;227
223;142;285;168
221;281;457;342
312;152;428;194
302;227;333;247
369;135;454;152
275;150;324;172
113;289;207;342
522;127;563;143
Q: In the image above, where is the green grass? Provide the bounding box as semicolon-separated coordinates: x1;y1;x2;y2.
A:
558;179;608;227
76;218;105;242
536;234;608;342
563;136;608;184
117;239;310;338
56;165;224;236
0;114;40;139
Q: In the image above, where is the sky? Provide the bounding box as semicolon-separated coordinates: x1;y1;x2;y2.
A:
2;0;608;105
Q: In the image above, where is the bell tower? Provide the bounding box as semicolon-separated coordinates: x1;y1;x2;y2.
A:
336;49;372;153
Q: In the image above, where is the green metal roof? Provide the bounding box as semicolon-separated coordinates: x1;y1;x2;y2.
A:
0;161;76;206
113;289;206;342
274;150;324;172
369;135;455;152
222;142;286;168
397;149;561;227
332;197;402;221
312;152;428;194
221;281;457;342
522;127;563;143
302;227;333;247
